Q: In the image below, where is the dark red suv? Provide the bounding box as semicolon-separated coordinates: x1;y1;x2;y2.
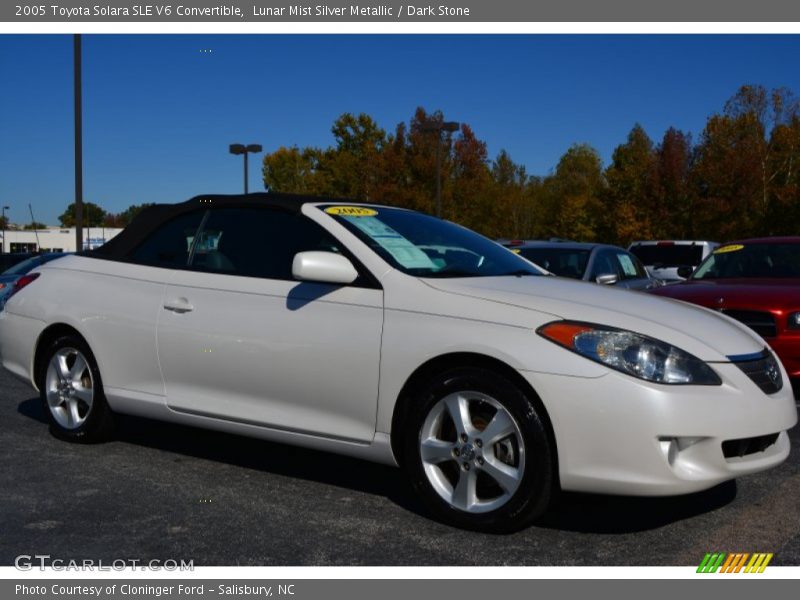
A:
649;237;800;391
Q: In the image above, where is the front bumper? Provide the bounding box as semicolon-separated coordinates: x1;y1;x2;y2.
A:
523;362;797;496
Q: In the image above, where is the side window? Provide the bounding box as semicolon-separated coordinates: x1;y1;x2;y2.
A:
191;208;343;280
589;250;619;280
129;211;205;267
615;251;645;280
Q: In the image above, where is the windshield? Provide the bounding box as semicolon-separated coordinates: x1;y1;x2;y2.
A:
629;244;705;268
692;243;800;280
323;205;543;278
517;247;590;279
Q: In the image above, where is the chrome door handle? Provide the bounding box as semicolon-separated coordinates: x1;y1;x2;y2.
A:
163;298;194;314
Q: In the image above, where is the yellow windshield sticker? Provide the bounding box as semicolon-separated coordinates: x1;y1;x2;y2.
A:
510;248;522;254
324;206;378;217
714;244;744;254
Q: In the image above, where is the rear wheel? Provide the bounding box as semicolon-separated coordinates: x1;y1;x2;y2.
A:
403;367;555;532
40;335;114;442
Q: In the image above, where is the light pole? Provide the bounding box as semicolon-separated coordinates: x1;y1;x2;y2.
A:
74;34;84;252
1;206;8;254
420;120;459;217
229;143;263;194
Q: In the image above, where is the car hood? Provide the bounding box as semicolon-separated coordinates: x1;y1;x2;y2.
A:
650;278;800;310
422;275;765;361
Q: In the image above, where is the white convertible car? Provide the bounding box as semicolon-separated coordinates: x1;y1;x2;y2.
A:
0;194;796;531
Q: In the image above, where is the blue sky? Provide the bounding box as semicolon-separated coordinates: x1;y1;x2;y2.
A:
1;34;800;225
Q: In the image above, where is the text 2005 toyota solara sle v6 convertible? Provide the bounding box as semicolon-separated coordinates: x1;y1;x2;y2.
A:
0;194;796;531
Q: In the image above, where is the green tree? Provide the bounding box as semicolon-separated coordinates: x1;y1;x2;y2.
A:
542;144;606;241
324;113;387;200
262;146;323;195
119;203;155;226
23;221;47;230
491;150;533;238
604;124;658;244
655;128;695;239
59;202;107;227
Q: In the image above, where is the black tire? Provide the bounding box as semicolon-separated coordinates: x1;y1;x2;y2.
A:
402;366;555;533
38;334;115;443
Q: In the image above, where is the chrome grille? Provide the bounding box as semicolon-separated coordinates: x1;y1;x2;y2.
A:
720;309;777;338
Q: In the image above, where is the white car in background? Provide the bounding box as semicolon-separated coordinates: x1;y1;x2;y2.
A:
628;240;719;281
0;194;796;532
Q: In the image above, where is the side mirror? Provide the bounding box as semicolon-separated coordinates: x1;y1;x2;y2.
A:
595;273;619;286
292;251;358;285
676;265;694;279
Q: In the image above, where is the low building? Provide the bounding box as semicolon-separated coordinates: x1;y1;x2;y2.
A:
0;226;124;253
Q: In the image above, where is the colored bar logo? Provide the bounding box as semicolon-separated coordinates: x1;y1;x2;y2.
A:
697;552;773;573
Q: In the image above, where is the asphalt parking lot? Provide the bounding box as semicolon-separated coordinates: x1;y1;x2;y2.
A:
1;368;799;567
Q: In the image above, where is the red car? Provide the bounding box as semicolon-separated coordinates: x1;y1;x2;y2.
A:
649;237;800;391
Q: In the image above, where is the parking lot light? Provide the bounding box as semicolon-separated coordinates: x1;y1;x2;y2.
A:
420;120;460;218
229;143;263;195
1;206;9;255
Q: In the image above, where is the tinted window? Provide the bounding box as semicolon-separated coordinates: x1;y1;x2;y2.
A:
629;244;705;267
518;248;589;279
191;208;343;280
693;243;800;279
129;211;205;267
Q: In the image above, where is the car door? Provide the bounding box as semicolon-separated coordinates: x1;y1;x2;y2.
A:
76;210;207;398
156;205;384;443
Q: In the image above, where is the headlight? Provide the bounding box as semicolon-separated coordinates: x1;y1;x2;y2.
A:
788;312;800;330
537;321;722;385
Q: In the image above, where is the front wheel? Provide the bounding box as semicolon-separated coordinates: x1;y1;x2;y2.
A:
403;367;555;532
40;335;115;442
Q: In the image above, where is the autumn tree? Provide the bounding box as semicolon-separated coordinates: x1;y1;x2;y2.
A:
451;123;493;234
256;86;800;245
694;85;800;239
403;108;456;216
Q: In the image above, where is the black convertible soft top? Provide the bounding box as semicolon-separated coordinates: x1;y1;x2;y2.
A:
91;192;332;259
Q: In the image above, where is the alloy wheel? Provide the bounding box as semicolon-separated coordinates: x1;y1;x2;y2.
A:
44;347;94;430
419;391;525;513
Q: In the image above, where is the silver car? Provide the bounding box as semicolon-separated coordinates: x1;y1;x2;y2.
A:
502;241;661;290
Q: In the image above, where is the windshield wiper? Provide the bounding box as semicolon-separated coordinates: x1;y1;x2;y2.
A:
428;269;482;278
499;270;538;277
